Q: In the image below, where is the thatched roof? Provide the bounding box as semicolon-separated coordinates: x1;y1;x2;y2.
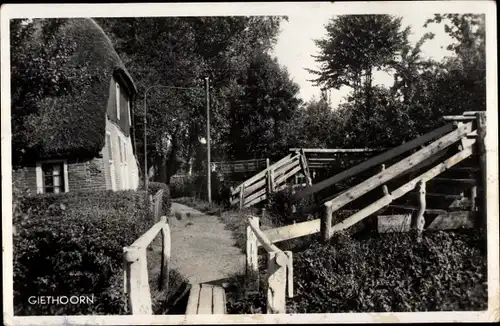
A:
13;18;136;163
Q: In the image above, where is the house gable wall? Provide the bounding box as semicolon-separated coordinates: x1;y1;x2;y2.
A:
106;75;132;137
104;117;140;191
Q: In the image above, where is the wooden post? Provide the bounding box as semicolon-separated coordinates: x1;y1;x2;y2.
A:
411;179;426;234
246;220;259;293
124;246;152;315
321;202;333;243
470;185;478;212
239;184;245;209
299;149;313;186
284;251;293;298
380;164;389;196
266;251;287;314
476;112;487;229
269;168;275;193
159;217;171;292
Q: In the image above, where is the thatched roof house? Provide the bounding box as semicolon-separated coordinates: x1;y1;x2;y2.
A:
12;18;140;193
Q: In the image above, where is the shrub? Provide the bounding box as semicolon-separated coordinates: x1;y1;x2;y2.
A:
13;190;153;315
287;230;487;313
145;181;172;216
169;172;225;204
265;185;315;225
169;175;197;198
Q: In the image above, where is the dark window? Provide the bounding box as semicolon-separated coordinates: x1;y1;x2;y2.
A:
42;162;65;194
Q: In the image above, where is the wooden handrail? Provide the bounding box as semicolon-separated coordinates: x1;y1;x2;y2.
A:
323;122;473;213
292;123;455;201
327;145;475;235
123;216;171;315
245;215;293;314
231;154;293;195
248;216;280;253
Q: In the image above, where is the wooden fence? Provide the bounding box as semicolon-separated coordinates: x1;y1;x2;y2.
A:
290;148;386;170
243;111;485;251
150;189;164;222
213;158;268;174
123;215;171;315
230;152;312;208
246;214;293;314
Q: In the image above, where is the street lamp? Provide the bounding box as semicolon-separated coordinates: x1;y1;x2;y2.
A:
143;82;211;203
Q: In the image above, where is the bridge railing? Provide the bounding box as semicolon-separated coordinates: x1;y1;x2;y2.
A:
123;215;171;315
245;215;293;314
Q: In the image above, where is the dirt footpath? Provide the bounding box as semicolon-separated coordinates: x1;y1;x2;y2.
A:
167;202;245;285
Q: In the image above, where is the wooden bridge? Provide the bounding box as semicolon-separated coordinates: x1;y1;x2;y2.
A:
232;111;486;231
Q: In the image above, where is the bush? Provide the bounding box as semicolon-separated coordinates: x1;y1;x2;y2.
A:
287;230;487;313
169;175;198;199
265;185;315;225
13;190;154;315
144;181;172;216
169;173;226;204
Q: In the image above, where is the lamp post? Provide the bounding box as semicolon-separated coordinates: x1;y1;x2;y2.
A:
143;84;206;191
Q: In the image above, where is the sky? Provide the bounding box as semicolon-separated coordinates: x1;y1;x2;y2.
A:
272;12;455;107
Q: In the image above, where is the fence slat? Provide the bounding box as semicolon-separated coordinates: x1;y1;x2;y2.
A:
197;284;214;314
476;112;487;229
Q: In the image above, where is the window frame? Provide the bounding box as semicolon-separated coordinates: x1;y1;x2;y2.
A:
115;81;121;120
126;94;132;125
106;131;117;191
36;159;69;194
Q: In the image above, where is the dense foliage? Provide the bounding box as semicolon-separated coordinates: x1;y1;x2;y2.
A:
13;190;153;315
10;18;131;166
288;230;487;313
227;230;487;314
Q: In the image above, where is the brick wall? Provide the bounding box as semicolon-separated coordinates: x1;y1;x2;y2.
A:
12;166;38;194
66;158;107;192
13;158;108;194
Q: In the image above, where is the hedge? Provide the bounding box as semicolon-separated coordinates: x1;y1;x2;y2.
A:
13;190;153;315
287;230;487;313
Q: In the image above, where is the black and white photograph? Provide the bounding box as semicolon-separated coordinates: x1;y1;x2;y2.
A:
1;1;498;324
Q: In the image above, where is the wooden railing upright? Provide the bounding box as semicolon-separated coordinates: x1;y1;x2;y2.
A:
123;216;171;315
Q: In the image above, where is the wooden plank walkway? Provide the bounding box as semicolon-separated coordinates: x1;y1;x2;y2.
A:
186;283;226;314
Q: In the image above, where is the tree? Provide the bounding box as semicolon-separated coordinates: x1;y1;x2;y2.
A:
97;16;286;183
226;51;302;161
308;15;410;109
